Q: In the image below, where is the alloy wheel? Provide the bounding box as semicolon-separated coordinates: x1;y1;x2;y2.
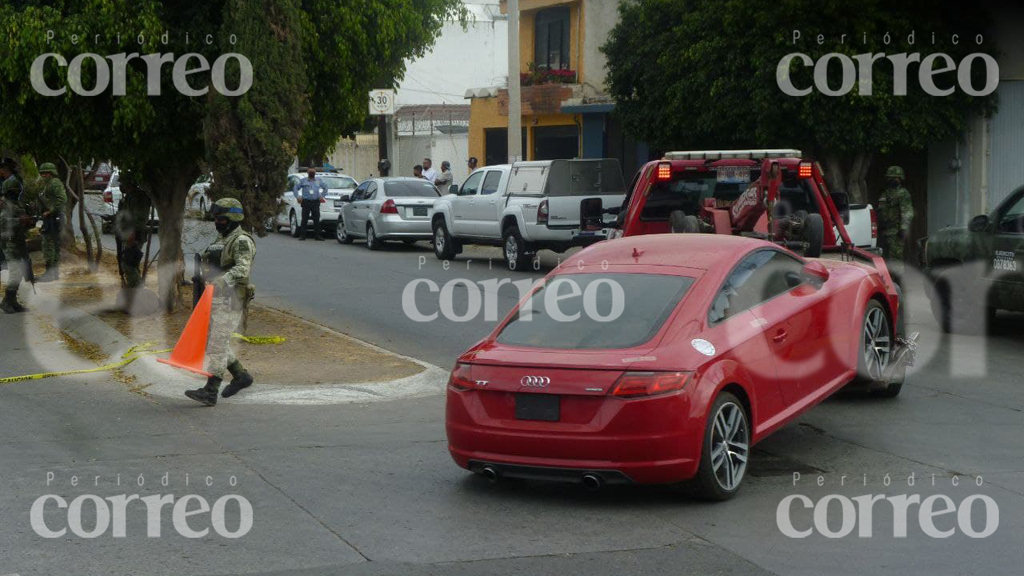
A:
435;226;445;254
862;307;891;381
710;402;749;491
504;235;518;264
336;219;347;242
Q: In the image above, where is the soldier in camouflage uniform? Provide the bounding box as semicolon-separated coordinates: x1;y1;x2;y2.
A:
1;158;30;313
878;165;914;280
113;171;152;290
185;198;256;406
37;162;67;282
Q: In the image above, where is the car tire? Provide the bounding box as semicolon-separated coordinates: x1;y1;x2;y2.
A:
101;220;113;235
263;217;276;233
289;211;300;238
366;224;383;250
336;218;353;244
669;211;700;233
802;213;824;258
502;226;532;272
433;219;458;260
930;267;995;335
199;197;206;215
856;300;894;385
693;391;749;501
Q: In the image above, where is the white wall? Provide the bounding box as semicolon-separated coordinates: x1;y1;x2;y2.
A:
395;2;508;106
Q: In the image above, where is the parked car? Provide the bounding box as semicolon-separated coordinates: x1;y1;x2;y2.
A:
605;150;875;254
921;184;1024;333
337;177;439;249
187;173;213;214
85;162;114;191
267;172;359;236
446;233;916;499
431;159;626;270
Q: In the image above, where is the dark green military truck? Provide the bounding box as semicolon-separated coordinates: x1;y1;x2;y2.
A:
921;186;1024;333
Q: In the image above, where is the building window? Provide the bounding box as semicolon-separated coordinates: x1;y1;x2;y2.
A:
534;7;570;70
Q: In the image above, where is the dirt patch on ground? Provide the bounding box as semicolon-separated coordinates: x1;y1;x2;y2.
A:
45;258;425;385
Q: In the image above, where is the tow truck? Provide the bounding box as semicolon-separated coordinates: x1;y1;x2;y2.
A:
580;149;915;387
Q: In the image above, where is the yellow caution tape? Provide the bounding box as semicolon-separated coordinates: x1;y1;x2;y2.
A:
232;334;286;345
0;342;171;385
0;336;285;385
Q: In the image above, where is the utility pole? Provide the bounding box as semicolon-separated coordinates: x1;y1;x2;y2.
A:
377;115;389;176
507;0;522;163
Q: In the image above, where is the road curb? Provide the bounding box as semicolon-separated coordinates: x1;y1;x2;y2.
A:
27;290;448;405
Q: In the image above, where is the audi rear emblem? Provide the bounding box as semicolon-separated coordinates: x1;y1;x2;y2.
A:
520;376;551;388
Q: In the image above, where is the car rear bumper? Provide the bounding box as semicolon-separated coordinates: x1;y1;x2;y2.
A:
377;217;433;239
446;388;703;485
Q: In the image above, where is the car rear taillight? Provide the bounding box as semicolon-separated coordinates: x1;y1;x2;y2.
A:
537;199;549;224
103;190;112;203
798;162;813;178
870;208;878;239
380;199;398;214
448;363;473;391
656;161;672;181
610;371;691;398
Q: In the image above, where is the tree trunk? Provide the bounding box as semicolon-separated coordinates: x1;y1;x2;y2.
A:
821;151;875;204
150;175;190;312
75;162;95;270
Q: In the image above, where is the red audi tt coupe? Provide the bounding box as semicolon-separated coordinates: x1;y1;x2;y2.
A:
446;234;915;499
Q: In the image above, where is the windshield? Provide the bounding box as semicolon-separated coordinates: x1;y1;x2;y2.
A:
321;176;357;189
497;273;694;350
546;159;626;197
641;173;752;220
385;181;440;198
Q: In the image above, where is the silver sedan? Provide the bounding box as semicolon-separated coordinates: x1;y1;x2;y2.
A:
337;178;440;250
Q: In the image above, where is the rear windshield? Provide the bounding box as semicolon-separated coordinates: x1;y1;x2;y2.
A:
640;169;820;220
384;181;440;198
546;159;626;197
497;273;694;350
321;176;357;189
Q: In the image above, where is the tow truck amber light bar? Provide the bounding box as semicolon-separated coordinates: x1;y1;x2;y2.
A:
663;149;802;161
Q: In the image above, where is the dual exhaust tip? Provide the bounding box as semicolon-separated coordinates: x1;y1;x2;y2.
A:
479;466;604;491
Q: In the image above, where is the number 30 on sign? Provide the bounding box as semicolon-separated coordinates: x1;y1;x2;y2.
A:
368;89;396;115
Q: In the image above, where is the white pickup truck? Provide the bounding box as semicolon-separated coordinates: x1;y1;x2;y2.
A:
829;191;878;250
431;159;627;270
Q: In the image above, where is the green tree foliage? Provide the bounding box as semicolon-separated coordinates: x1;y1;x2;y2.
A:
0;0;464;309
603;0;998;201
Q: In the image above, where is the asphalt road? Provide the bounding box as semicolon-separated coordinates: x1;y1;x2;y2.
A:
0;195;1008;575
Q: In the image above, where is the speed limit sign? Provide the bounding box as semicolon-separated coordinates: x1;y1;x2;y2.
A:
368;89;396;115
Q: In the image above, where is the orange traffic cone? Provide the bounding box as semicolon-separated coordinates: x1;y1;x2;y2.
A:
157;285;214;377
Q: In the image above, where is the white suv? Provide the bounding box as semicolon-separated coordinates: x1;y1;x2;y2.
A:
431;159;626;270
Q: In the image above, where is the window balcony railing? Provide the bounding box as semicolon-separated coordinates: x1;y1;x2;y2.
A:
521;64;577;86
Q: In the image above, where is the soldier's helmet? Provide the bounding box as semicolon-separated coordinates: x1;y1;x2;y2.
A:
211;198;245;222
885;166;905;180
39;162;58;176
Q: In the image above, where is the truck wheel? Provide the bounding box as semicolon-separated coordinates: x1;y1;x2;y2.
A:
669;211;700;233
503;226;532;271
802;213;824;258
930;267;995;334
433;219;457;260
693;392;749;501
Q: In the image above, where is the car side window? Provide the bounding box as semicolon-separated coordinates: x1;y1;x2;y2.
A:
351;182;369;201
997;191;1024;234
461;172;483;196
709;250;805;323
481;171;503;195
287;176;299;191
366;182;378;200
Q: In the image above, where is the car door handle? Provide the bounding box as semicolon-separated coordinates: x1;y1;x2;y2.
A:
772;330;788;343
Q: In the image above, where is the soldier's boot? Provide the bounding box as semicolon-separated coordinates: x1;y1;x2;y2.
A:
37;264;55;283
0;290;21;314
221;361;254;398
185;376;221;406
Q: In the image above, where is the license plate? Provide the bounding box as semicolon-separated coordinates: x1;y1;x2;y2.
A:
95;176;103;181
412;206;428;216
716;166;750;183
515;394;559;422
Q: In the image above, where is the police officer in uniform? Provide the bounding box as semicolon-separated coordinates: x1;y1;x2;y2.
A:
114;171;152;290
878;165;914;280
1;158;30;313
37;162;67;282
185;198;256;406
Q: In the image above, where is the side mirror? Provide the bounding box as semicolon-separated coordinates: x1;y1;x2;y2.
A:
968;214;990;233
801;261;830;288
449;184;459;195
580;198;604;230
